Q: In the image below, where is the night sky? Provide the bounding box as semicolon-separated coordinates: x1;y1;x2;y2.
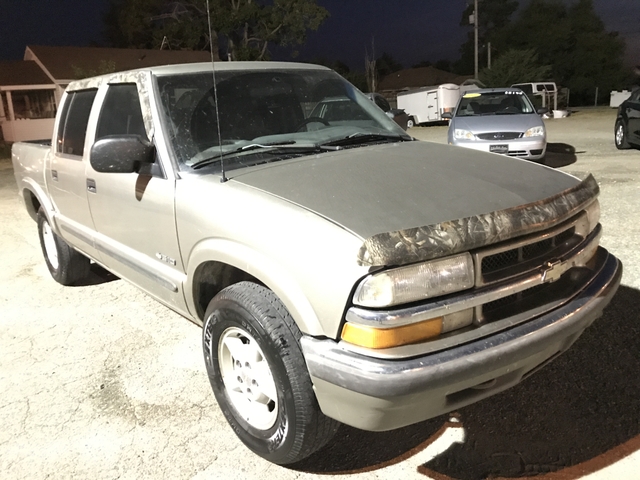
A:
1;0;638;69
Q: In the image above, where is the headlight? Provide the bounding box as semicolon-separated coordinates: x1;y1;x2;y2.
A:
454;129;475;140
524;126;545;137
353;253;475;308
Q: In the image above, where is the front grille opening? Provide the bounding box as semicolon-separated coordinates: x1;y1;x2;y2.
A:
480;266;590;324
476;132;522;140
481;227;577;281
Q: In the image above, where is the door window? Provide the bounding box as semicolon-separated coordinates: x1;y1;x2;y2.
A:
56;89;98;156
96;84;147;140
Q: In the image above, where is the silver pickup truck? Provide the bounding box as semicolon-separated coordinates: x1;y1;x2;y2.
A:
12;62;621;465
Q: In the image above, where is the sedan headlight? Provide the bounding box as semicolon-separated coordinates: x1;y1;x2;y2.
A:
353;253;475;308
454;129;475;140
524;126;545;137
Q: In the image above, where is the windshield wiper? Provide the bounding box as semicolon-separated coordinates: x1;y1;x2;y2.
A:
191;141;340;170
321;132;409;148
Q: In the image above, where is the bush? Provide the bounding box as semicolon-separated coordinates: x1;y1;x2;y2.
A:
0;142;12;160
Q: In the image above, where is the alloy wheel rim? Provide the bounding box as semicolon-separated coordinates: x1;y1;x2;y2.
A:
616;124;624;145
218;326;278;430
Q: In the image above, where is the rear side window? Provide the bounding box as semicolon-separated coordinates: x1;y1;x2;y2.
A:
96;84;147;140
56;89;98;156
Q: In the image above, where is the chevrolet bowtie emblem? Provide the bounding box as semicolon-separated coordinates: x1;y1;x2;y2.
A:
541;259;563;283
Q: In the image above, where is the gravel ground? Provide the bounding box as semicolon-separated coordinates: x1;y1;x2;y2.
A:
1;107;639;479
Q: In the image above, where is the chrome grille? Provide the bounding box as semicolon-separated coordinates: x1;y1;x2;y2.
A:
476;132;522;140
474;213;588;288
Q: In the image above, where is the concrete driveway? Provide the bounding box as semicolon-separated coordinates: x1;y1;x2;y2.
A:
1;107;639;479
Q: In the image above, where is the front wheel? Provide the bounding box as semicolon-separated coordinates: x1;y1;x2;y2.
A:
615;119;630;149
37;208;90;285
406;117;415;128
202;282;339;464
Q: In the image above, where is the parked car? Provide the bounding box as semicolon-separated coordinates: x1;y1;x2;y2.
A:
614;87;640;149
444;88;547;161
366;92;410;130
12;62;620;465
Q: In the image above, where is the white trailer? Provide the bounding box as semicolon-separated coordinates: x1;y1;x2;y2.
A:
397;83;461;127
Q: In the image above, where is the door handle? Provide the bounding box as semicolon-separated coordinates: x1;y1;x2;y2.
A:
86;178;97;194
51;170;58;181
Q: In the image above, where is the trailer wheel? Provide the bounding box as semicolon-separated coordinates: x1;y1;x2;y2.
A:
406;118;415;128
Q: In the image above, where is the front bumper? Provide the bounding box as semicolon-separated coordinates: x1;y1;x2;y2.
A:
452;137;546;160
301;249;621;431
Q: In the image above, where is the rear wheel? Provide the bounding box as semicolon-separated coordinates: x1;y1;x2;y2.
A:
202;282;339;464
406;118;415;128
615;119;630;149
37;208;90;285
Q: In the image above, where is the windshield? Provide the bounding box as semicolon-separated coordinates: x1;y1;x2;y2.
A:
155;67;410;171
455;90;535;117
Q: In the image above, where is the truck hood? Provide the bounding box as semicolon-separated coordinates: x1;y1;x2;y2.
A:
229;141;597;266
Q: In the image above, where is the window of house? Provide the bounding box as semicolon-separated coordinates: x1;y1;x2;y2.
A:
56;89;98;156
96;84;147;140
11;89;57;119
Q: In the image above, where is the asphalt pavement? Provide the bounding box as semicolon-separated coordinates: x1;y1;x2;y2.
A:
1;107;639;479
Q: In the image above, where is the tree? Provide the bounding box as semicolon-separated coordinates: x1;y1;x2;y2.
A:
454;0;518;75
376;52;403;78
497;0;629;105
103;0;329;61
479;49;551;87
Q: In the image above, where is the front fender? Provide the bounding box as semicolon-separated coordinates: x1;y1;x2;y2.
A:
185;238;324;336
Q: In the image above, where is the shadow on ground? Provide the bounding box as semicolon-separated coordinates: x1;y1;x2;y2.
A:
73;263;119;286
543;143;580;168
292;285;640;479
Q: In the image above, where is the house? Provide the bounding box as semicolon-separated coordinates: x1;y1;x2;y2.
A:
0;61;57;142
1;45;215;142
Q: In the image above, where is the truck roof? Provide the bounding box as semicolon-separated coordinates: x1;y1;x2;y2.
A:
66;61;331;91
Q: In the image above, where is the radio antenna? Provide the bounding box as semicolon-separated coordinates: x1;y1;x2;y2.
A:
206;0;227;183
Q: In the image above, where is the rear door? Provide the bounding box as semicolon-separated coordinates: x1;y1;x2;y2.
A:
48;89;101;260
85;82;187;311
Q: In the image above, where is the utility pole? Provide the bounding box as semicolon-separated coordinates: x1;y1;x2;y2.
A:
473;0;479;79
487;42;491;69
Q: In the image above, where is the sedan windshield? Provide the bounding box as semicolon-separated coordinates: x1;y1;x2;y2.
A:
155;68;410;171
456;91;535;117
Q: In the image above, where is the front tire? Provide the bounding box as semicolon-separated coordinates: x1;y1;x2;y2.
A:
202;282;339;464
615;119;630;149
37;208;90;285
406;117;415;128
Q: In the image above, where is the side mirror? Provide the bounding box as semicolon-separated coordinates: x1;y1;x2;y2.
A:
537;107;549;115
90;135;155;173
441;112;453;120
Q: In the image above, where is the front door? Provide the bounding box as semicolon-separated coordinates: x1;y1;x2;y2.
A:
85;83;187;312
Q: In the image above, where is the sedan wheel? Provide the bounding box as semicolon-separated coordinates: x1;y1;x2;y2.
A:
615;120;630;149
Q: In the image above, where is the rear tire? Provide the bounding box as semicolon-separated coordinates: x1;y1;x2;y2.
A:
37;208;90;285
202;282;339;465
615;119;630;149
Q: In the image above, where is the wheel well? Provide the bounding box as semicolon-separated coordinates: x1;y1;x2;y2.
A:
23;189;41;222
192;261;261;320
